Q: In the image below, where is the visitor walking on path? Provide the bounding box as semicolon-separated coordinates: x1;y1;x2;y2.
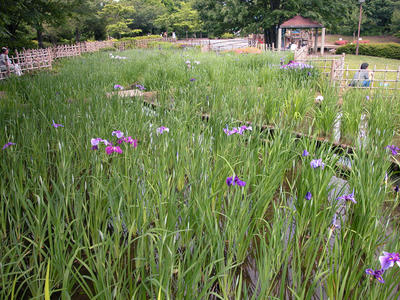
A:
0;47;22;76
350;62;373;87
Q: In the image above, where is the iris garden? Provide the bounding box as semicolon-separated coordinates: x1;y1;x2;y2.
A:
1;47;400;299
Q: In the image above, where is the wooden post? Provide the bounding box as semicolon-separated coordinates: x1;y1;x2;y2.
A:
384;64;388;88
330;60;335;83
396;66;400;91
277;28;282;51
47;48;52;69
321;28;325;55
314;28;318;54
371;64;376;90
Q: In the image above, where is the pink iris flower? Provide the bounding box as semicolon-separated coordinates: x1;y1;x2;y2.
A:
124;136;137;147
105;145;123;155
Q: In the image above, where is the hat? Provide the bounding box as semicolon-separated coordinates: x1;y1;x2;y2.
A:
1;47;8;53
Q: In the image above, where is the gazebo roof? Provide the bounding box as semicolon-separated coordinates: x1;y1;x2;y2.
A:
280;15;323;29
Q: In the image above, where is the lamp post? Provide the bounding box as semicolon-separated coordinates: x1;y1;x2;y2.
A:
355;0;365;55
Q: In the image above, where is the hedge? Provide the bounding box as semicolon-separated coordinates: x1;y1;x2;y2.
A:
336;43;400;60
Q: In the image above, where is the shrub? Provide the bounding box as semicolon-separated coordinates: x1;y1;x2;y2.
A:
352;40;370;44
336;43;400;59
147;41;181;49
221;32;234;39
335;40;348;45
119;35;161;41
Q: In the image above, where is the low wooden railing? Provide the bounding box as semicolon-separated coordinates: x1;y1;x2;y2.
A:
1;40;141;79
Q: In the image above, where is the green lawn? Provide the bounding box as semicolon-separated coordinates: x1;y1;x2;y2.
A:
345;54;400;69
343;54;400;83
324;34;400;44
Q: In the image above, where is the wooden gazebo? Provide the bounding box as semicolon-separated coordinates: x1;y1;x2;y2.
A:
278;16;326;54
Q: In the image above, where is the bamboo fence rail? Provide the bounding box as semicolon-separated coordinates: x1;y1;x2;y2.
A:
1;40;144;79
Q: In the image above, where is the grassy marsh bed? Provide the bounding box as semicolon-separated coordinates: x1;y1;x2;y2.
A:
1;48;400;299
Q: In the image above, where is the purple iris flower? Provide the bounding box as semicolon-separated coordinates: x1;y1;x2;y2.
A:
114;84;124;90
105;145;123;155
102;140;112;146
305;192;312;200
238;125;252;134
365;269;385;283
302;150;309;157
52;120;64;128
91;138;102;146
366;95;370;101
224;126;251;136
280;62;313;70
91;138;103;150
331;214;340;230
386;145;400;156
135;84;146;91
123;136;137;148
310;159;324;169
379;252;400;270
229;128;239;135
112;130;124;139
226;176;246;187
394;185;399;193
190;78;196;82
157;126;169;135
337;189;356;204
2;142;16;150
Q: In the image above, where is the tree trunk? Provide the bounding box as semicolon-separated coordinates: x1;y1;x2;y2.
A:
264;27;276;46
75;28;80;42
263;0;280;46
37;28;44;48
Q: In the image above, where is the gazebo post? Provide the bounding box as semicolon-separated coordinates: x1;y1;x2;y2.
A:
321;28;326;55
277;28;282;51
314;28;318;54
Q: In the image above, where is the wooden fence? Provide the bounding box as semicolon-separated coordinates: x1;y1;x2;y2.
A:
297;53;400;90
296;54;345;80
335;64;400;90
2;40;128;80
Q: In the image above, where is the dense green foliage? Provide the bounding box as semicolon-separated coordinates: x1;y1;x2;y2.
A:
1;48;400;299
1;0;201;49
194;0;400;44
337;43;400;60
1;0;399;50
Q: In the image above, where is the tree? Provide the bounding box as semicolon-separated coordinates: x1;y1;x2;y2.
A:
155;1;202;36
29;0;68;47
362;0;396;35
129;0;167;34
98;2;135;38
194;0;355;43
